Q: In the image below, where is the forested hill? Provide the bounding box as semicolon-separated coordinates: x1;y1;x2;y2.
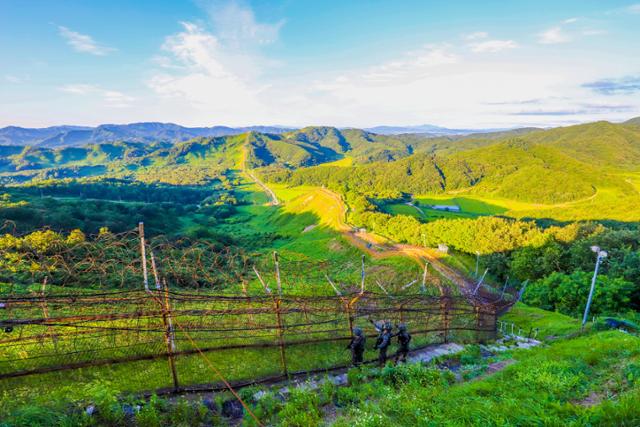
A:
0;126;498;183
264;120;640;211
0;124;545;177
0;123;292;148
1;120;639;208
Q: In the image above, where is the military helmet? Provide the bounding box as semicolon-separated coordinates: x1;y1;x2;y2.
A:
354;327;363;336
398;323;407;331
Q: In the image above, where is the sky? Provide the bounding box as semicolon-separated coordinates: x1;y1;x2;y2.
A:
1;0;640;129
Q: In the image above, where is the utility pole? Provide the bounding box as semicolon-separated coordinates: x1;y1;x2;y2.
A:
582;246;607;329
475;251;480;278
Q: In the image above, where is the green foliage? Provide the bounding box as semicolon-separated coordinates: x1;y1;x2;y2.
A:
524;271;636;317
278;388;322;427
0;228;247;289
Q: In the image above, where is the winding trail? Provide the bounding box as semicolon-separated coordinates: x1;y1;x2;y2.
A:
240;145;279;206
241;165;486;296
301;188;479;295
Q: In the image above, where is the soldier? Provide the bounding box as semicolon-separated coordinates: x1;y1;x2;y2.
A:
394;323;412;364
374;322;392;366
346;327;366;366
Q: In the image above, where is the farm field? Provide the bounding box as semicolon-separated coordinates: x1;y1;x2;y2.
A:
373;181;640;223
379;196;507;222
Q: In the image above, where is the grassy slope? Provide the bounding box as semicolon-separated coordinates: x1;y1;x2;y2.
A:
330;306;640;426
0;182;425;418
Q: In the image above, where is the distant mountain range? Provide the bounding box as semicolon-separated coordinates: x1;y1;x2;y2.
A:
362;124;509;135
0;118;639;220
0;123;294;148
0;121;524;147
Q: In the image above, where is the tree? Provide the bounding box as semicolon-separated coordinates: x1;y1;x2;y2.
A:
524;271;635;317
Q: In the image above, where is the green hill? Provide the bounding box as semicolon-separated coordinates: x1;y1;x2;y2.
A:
1;120;640;220
265;121;640;220
624;116;640;126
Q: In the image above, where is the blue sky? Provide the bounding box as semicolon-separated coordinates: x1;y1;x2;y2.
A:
1;0;640;128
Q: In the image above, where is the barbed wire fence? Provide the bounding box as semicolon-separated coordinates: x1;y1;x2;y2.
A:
0;223;518;400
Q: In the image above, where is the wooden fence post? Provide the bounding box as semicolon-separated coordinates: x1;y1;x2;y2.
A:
346;294;362;337
273;252;288;377
440;297;450;343
138;222;150;292
39;277;58;348
274;298;288;377
161;279;179;391
491;309;498;340
150;250;161;290
255;262;288;378
474;305;482;343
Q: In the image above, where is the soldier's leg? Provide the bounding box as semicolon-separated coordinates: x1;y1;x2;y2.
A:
380;348;388;366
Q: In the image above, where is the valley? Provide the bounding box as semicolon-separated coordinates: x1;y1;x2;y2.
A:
1;119;640;426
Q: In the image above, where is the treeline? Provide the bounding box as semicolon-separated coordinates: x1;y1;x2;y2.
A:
0;178;248;235
0;191;190;235
261;145;598;205
262;154;466;195
19;179;212;204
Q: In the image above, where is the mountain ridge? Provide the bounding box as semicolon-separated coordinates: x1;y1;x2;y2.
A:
0;122;294;148
0;121;542;147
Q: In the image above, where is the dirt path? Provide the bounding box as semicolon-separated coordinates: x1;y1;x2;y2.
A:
310;189;479;294
240;145;279;206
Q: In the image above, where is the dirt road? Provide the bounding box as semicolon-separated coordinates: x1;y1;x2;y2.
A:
314;189;478;294
240;145;279;206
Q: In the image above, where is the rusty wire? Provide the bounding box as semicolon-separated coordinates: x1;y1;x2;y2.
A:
0;226;517;393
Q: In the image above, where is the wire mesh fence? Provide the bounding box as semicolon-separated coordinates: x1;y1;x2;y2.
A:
0;287;507;397
0;223;517;405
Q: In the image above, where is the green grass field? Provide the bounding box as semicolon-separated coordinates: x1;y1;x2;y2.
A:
379;196;507;222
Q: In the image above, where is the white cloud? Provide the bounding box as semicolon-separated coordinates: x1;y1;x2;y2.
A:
60;84;134;107
538;26;571;44
464;32;518;53
59;84;96;95
58;26;115;56
628;3;640;13
203;0;284;46
143;1;288;125
469;39;518;53
4;75;23;84
537;17;605;45
582;29;607;36
464;31;488;40
147;21;268;124
358;45;458;83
